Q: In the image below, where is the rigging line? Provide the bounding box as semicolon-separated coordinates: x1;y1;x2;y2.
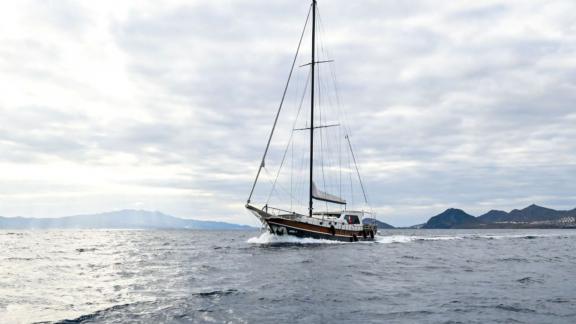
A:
346;133;354;209
328;56;358;207
290;119;294;211
319;8;341;200
319;8;368;211
322;71;338;205
247;4;312;204
266;70;311;204
318;64;331;210
289;125;306;210
324;36;349;142
338;114;342;198
316;47;328;211
318;8;340;111
317;15;334;215
319;8;337;111
329;65;356;207
315;6;326;209
317;16;327;209
345;134;369;205
295;134;309;213
263;167;304;207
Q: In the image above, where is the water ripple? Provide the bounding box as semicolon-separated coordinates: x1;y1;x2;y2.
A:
1;229;575;323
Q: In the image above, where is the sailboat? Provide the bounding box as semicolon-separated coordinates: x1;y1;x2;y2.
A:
245;0;378;242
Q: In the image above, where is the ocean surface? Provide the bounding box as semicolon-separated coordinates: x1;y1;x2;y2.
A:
1;229;575;324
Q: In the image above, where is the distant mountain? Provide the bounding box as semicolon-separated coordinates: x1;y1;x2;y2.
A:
422;208;479;229
363;218;394;229
477;209;509;223
0;210;255;230
508;204;564;222
421;205;576;229
478;204;576;224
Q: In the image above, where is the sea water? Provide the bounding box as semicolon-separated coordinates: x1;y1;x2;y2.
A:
1;229;575;323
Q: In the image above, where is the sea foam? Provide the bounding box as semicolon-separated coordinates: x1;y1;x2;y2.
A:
247;232;344;244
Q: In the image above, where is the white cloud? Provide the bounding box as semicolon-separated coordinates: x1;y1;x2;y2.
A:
0;0;575;226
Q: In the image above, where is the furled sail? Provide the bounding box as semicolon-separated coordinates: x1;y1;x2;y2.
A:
312;181;346;205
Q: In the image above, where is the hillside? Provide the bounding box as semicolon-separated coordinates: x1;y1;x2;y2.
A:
363;218;395;229
422;208;480;229
0;210;254;230
421;205;576;229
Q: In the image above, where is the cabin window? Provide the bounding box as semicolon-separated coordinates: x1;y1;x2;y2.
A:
344;215;360;224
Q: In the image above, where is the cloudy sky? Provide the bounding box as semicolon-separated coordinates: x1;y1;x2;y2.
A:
1;0;575;227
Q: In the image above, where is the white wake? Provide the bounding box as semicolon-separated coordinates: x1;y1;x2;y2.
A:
246;232;344;244
374;235;463;244
247;231;573;245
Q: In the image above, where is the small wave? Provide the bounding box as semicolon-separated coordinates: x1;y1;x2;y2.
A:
416;236;464;241
471;233;572;240
516;276;543;284
358;270;381;277
376;235;415;244
3;257;35;261
375;235;462;244
53;303;131;324
194;289;238;298
246;232;343;245
547;297;571;303
494;304;536;313
75;248;97;253
498;257;529;263
375;232;568;244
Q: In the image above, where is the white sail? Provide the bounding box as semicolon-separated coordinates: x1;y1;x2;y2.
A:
312;181;346;205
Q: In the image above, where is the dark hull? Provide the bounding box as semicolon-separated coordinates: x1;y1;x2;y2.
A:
265;217;376;242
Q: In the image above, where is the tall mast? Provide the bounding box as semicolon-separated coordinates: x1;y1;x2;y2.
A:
309;0;316;217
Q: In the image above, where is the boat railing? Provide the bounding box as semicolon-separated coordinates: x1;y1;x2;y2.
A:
262;205;302;220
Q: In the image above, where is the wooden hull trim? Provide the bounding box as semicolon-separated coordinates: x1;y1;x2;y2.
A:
266;218;375;242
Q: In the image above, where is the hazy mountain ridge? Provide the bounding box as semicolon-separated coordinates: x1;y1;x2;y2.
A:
0;210;254;230
423;204;576;229
363;218;395;229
